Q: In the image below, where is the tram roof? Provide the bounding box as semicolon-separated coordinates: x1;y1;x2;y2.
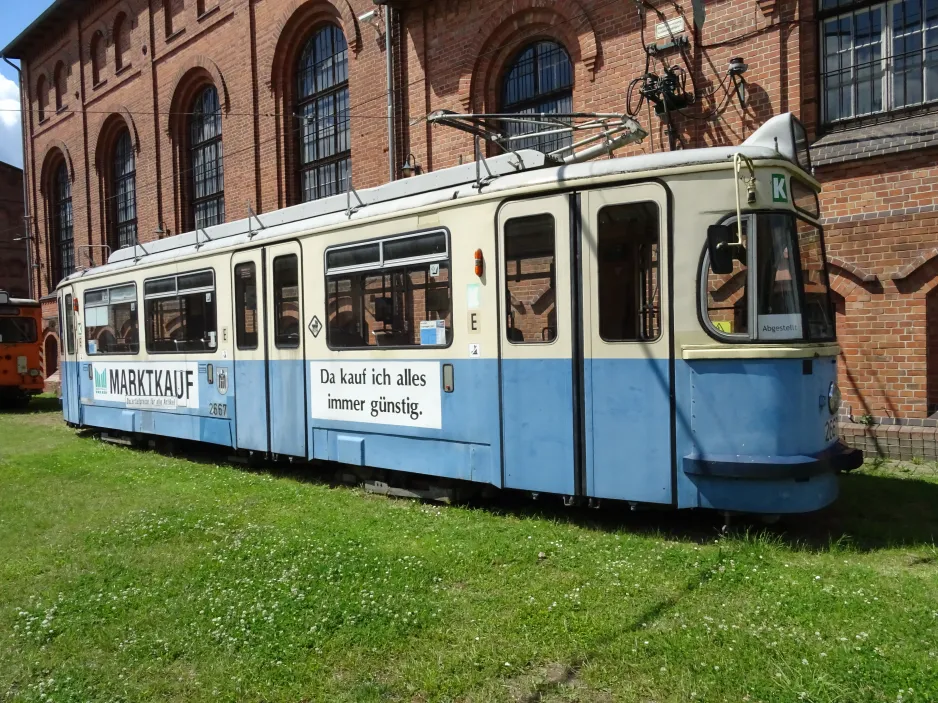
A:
63;113;808;284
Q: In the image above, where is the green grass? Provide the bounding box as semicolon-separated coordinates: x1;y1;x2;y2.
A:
1;398;937;702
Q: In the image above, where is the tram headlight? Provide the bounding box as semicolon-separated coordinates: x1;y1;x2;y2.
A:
828;382;841;415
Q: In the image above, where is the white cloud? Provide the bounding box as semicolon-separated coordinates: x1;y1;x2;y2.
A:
0;73;23;168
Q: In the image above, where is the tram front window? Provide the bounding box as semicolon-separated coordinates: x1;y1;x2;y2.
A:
703;213;834;342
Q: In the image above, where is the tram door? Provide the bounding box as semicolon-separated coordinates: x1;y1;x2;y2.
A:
59;288;80;424
230;249;268;452
498;196;577;494
581;184;672;503
264;240;306;458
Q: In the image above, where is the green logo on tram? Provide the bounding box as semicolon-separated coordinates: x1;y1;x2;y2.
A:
771;173;788;202
94;367;108;392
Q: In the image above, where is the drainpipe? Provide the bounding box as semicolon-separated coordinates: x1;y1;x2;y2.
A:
2;55;33;301
385;6;395;183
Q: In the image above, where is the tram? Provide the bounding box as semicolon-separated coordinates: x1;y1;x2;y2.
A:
0;291;44;408
55;112;861;514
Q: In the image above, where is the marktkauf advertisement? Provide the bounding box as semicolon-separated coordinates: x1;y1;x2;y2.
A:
91;361;200;410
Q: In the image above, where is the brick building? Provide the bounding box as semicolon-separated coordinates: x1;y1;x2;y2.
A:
2;0;938;430
0;161;28;299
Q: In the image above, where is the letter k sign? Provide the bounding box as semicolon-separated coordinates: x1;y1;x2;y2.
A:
772;174;788;202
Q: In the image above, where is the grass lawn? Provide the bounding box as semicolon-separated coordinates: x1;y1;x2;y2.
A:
1;398;937;702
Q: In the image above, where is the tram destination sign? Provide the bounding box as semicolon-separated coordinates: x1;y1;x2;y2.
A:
309;360;442;429
91;361;200;409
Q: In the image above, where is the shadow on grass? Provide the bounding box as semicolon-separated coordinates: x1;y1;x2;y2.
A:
0;395;61;414
65;418;938;554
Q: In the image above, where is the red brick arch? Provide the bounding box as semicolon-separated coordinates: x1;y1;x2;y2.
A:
268;0;361;85
460;0;599;112
91;108;140;166
39;141;74;192
165;55;230;134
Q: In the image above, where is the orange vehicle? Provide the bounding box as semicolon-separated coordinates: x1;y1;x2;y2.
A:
0;290;44;408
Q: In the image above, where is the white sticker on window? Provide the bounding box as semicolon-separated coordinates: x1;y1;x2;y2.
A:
419;319;446;345
758;313;802;340
466;283;481;310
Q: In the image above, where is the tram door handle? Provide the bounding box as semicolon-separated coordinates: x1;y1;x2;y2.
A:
442;364;454;393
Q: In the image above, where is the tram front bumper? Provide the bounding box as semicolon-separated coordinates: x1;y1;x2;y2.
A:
683;442;863;481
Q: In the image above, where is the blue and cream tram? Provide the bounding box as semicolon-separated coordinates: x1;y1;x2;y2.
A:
56;113;861;514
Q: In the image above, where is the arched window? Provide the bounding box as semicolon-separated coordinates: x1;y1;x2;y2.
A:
111;129;137;249
54;62;66;111
36;75;48;121
296;25;350;202
53;162;74;281
189;85;224;229
90;31;105;85
114;14;129;71
500;41;573;155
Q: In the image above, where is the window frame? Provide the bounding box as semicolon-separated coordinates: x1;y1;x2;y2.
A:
83;282;140;356
698;210;837;344
595;201;663;344
189;85;225;230
53;162;74;282
64;293;76;355
499;40;575;155
323;228;453;351
234;261;259;351
111;128;137;250
143;267;219;355
295;24;351;203
819;0;938;124
502;213;559;346
273;254;301;349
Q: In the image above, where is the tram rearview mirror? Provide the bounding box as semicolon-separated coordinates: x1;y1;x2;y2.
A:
707;225;735;274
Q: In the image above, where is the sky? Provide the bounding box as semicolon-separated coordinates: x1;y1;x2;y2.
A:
0;0;57;168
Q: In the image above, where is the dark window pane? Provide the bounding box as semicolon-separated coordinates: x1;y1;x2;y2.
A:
235;262;258;350
144;277;176;297
297;25;351;203
597;202;660;341
112;128;137;249
54;162;74;280
145;283;217;353
65;293;75;354
178;270;214;291
0;317;38;343
326;242;380;270
383;231;447;262
504;215;557;344
273;255;300;349
189;85;224;229
500;41;574;155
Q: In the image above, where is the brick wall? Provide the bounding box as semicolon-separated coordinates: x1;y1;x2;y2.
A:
0;162;27;298
6;0;938;436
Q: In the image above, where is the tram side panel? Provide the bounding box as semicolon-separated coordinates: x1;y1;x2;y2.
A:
301;203;504;487
71;255;237;448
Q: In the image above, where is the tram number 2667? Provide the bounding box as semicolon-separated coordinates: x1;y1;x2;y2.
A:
209;403;228;418
824;418;838;443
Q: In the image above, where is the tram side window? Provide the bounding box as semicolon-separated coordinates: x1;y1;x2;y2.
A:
144;269;217;353
597;202;660;342
504;214;557;344
64;294;76;355
84;283;139;354
704;218;749;337
234;263;258;350
273;255;300;349
326;230;452;348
